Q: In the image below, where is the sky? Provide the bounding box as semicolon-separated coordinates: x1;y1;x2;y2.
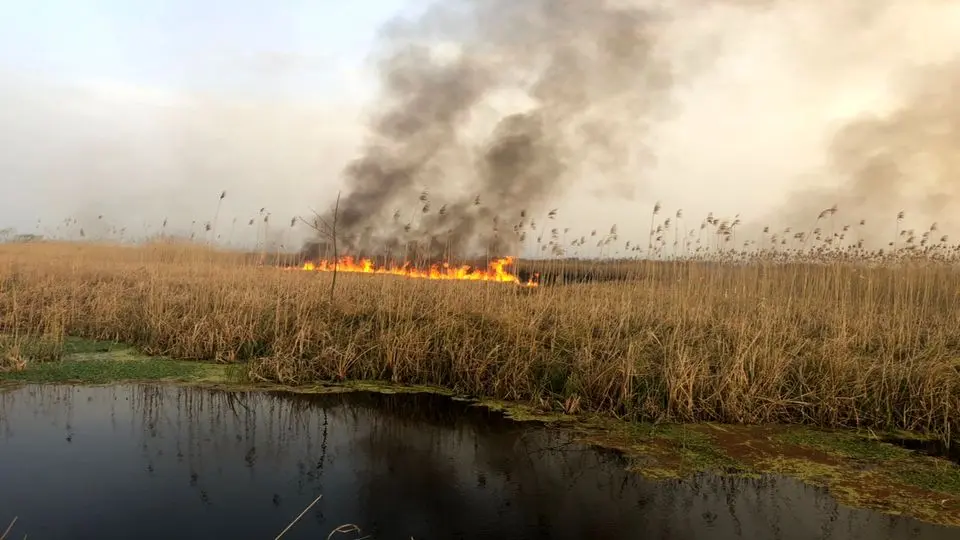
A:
0;0;413;97
2;0;960;254
0;0;421;245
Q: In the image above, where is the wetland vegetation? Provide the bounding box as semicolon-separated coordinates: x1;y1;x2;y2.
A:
2;204;960;533
3;234;959;442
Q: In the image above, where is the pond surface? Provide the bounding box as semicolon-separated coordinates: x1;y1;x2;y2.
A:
0;384;956;540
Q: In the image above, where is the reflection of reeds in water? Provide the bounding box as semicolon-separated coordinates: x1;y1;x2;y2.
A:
0;384;335;501
130;386;333;474
276;391;510;429
1;517;17;540
0;385;77;440
1;385;952;538
104;385;337;508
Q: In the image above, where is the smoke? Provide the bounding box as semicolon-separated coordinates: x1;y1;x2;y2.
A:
314;0;679;259
697;0;960;251
766;60;960;249
5;1;960;258
313;0;960;259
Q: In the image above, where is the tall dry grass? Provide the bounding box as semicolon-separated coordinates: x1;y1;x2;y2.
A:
1;240;959;443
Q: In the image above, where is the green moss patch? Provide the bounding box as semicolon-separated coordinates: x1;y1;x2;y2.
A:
565;420;751;480
773;427;905;461
0;337;234;385
61;336;130;355
341;380;455;396
0;355;222;384
768;427;960;513
473;398;578;423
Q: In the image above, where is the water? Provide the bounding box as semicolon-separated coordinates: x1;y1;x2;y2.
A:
0;384;955;540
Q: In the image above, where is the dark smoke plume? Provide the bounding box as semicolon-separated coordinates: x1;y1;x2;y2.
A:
307;0;675;261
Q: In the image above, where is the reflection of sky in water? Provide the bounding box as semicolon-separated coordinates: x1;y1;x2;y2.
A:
0;385;955;540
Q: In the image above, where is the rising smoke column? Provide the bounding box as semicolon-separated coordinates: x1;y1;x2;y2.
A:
681;0;960;253
308;0;676;261
826;60;960;245
319;0;960;261
765;59;960;251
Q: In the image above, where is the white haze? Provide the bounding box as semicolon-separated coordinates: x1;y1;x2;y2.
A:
1;0;959;255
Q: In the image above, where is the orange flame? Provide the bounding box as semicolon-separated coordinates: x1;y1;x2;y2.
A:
297;256;538;286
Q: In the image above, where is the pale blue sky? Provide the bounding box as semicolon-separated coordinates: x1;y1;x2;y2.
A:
0;0;417;98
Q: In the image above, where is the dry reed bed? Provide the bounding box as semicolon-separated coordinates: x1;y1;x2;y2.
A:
2;242;959;443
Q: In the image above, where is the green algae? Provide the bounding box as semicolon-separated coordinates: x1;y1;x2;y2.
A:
769;426;960;513
472;398;579;423
572;421;960;527
0;337;235;386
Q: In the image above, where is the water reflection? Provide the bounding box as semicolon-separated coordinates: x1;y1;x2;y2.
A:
0;385;955;540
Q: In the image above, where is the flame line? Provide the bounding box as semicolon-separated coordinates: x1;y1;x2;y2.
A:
290;256;538;286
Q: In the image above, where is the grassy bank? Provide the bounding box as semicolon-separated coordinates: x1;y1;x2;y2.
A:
1;241;959;444
0;336;233;385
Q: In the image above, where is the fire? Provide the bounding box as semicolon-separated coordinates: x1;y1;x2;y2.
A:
297;256;538;286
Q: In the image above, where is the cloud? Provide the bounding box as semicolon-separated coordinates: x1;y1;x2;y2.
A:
0;70;368;247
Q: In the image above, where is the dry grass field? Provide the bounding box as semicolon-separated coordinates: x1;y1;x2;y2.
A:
1;235;959;444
